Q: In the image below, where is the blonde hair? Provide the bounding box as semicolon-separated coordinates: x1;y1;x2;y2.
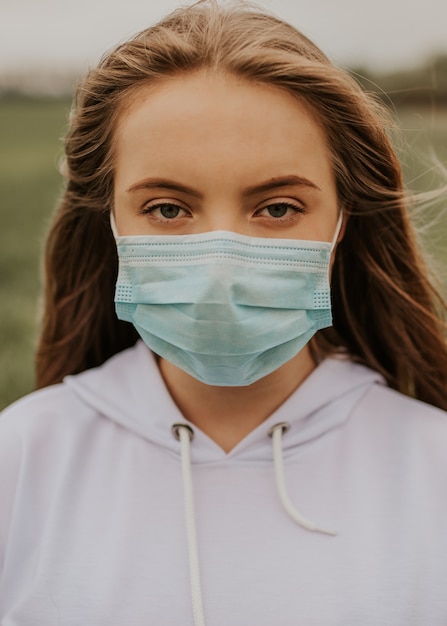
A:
37;0;447;409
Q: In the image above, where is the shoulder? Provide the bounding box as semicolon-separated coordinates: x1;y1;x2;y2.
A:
0;341;147;442
360;382;447;425
323;354;447;430
0;383;91;443
0;383;95;555
0;384;101;489
353;382;447;463
316;355;447;464
0;341;158;454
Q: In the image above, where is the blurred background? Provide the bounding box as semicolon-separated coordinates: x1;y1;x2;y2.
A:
1;0;447;409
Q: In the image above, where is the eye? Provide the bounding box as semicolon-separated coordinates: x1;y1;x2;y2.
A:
255;201;305;220
142;202;189;220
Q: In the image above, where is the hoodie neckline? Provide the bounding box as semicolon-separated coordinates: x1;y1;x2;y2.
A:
65;341;384;463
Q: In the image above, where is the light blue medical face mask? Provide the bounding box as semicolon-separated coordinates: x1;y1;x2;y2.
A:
113;217;342;386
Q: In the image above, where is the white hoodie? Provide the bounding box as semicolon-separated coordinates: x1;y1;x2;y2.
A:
1;340;447;625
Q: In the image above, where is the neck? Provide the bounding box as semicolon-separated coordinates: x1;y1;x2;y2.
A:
159;347;315;453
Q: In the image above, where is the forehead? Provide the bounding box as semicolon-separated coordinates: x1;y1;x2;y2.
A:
113;70;334;188
116;69;326;140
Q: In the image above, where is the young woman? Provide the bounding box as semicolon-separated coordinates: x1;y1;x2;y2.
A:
1;1;447;624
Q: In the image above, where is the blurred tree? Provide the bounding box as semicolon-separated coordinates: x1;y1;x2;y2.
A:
350;54;447;106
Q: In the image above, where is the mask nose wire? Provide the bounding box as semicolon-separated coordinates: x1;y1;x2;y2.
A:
171;423;206;626
268;423;337;536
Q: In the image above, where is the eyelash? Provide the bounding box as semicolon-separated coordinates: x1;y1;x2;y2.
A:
254;201;306;221
141;200;306;222
141;202;190;220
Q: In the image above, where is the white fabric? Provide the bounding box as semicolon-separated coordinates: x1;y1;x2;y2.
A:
1;340;447;624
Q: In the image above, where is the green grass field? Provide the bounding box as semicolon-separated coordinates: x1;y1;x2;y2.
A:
0;96;446;410
0;97;71;409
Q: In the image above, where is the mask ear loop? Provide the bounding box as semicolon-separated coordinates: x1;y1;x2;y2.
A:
110;212;119;238
330;212;344;253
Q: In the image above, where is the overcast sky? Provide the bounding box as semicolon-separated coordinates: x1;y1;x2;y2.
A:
1;0;447;74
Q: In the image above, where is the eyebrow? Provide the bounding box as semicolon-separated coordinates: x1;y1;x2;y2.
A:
126;175;321;196
126;178;202;197
243;175;321;196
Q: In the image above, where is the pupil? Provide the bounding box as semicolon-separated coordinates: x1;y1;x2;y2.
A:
268;204;288;218
160;205;180;219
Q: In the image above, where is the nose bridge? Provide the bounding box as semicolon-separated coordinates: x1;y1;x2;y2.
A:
201;197;243;233
205;214;240;232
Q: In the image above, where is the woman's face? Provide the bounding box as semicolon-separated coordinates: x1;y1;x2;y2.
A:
113;70;339;241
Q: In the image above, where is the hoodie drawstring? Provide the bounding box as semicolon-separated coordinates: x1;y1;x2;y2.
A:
268;422;336;537
172;423;206;626
172;421;336;626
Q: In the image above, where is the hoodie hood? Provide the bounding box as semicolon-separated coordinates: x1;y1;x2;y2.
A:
65;340;385;464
